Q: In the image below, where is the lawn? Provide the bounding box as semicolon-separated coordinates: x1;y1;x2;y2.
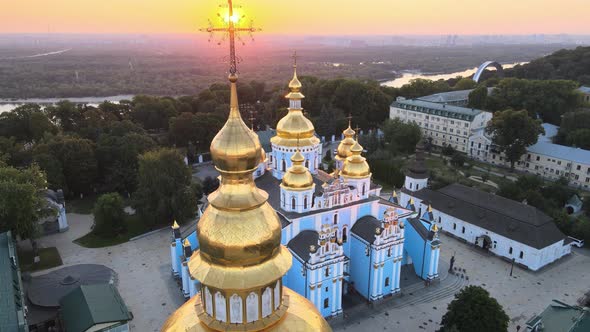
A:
67;195;99;214
18;246;63;272
74;215;149;248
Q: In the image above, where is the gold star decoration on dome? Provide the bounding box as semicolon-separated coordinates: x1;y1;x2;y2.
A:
200;0;261;75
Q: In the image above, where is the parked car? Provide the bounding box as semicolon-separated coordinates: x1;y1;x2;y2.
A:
568;236;585;248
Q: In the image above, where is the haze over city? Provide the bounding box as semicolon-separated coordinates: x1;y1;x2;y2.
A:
1;0;589;35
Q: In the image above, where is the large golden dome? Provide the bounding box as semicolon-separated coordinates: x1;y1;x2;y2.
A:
271;65;320;148
161;288;331;332
336;125;356;160
281;150;314;190
341;141;371;178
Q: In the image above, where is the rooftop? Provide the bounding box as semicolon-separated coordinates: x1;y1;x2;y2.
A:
525;300;590;332
0;231;27;332
60;284;133;332
577;86;590;94
405;183;566;249
392;97;487;120
528;123;590;165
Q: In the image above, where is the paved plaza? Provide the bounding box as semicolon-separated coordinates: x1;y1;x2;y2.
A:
31;214;590;331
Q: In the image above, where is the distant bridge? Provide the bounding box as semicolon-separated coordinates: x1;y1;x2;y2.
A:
473;61;504;82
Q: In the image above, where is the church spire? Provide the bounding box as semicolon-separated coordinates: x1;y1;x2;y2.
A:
162;2;330;331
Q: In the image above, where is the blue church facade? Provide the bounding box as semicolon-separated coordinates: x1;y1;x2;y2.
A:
168;67;441;318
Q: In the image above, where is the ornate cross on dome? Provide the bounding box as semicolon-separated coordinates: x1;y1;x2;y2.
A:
354;125;361;139
346;113;353;127
201;0;260;75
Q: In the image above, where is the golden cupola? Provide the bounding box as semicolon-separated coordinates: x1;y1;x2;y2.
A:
161;73;331;332
335;123;356;161
341;140;371;178
281;150;314;190
270;63;320;148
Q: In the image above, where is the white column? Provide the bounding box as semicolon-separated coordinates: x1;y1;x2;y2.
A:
391;258;397;294
170;244;177;275
395;259;402;291
371;251;378;299
181;262;189;297
377;250;383;297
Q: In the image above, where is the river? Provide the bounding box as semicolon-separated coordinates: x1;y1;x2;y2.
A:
381;61;528;88
0;95;135;113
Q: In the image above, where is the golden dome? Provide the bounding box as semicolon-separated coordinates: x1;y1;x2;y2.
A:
210;74;262;173
271;64;320;148
341;141;371;178
336;125;356;160
161;287;331;332
281;150;314;190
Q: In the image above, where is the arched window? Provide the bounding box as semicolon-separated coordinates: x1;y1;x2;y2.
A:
362;183;366;196
333;214;338;224
323;298;329;308
303;196;308;209
410;182;413;189
282;193;285;208
305;159;309;169
214;292;227;322
325;267;330;277
262;288;272;318
416;184;420;190
246;292;258;323
291;197;296;210
230;294;243;323
282;159;286;172
204;287;213;316
342;227;348;243
385;277;390;287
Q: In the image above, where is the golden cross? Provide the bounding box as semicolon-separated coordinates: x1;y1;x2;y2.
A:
354;125;361;140
200;0;260;75
346;113;353;127
292;51;298;68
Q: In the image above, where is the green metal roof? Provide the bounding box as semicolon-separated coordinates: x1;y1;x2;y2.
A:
0;231;28;332
526;300;590;332
59;284;132;332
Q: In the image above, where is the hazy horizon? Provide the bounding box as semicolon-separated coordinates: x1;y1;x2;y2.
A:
1;0;589;35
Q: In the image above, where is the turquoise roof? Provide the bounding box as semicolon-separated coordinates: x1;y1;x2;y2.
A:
60;284;133;332
577;86;590;94
526;300;590;332
0;231;28;332
392;98;485;121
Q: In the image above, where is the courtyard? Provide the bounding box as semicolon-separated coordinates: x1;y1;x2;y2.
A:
31;213;590;331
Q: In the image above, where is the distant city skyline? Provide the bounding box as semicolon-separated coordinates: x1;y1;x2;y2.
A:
1;0;588;35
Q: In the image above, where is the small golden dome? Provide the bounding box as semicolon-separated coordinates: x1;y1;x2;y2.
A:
336;125;356;160
341;141;371;178
172;220;180;229
432;223;439;233
282;150;314;190
210;75;262;173
271;63;319;148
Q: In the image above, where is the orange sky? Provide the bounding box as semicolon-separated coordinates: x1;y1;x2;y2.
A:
0;0;588;35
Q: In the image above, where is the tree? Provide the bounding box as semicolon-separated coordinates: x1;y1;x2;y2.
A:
486;110;544;170
454;77;477;91
0;104;56;142
439;285;509;332
93;193;126;236
381;119;421;154
0;163;50;256
34;136;98;195
201;176;220;195
315;105;343;137
442;145;456;156
468;86;488;109
169;112;224;150
450;152;466;168
96;131;156;194
47;101;83;132
133;148;198;226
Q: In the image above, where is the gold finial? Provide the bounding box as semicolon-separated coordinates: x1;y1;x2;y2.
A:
288;52;303;92
428;204;433;213
392;191;398;197
432;223;439;233
172;220;180;229
409;197;415;205
183;238;191;247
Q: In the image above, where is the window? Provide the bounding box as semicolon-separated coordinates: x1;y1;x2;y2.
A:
536;156;540;161
333;214;338;224
387;248;392;257
291;197;296;210
577;165;582;171
519;251;524;259
282;160;286;172
324;298;329;308
362;183;366;196
385;277;390;287
461;226;465;234
304;196;308;209
325;267;330;277
325;287;328;292
509;247;513;255
282;193;285;207
342;227;348;243
493;241;497;249
453;223;456;230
